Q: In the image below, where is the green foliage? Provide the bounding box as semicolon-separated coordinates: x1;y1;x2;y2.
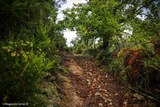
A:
143;55;160;72
142;54;160;88
0;0;66;106
63;0;160;89
109;58;128;82
63;0;123;51
0;40;55;102
96;50;113;64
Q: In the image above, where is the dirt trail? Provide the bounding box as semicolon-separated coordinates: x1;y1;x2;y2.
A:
59;57;83;107
60;55;125;107
60;54;156;107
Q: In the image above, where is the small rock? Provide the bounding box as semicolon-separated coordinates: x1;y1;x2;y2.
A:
104;94;108;98
123;101;127;105
114;93;118;96
93;78;96;82
132;98;138;103
99;103;103;107
88;81;90;85
107;99;112;102
98;85;101;88
95;92;100;96
108;102;113;106
133;93;144;101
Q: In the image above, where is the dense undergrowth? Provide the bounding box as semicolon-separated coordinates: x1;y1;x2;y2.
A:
109;39;160;88
0;0;67;106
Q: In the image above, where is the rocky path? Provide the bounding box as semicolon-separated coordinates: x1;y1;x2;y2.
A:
60;54;156;107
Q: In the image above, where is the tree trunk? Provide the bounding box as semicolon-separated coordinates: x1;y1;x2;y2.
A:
93;37;96;49
102;36;109;50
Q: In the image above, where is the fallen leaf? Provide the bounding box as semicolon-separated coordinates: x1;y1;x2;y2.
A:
114;93;118;96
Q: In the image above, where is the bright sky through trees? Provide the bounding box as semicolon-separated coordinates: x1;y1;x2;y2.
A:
58;0;87;47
